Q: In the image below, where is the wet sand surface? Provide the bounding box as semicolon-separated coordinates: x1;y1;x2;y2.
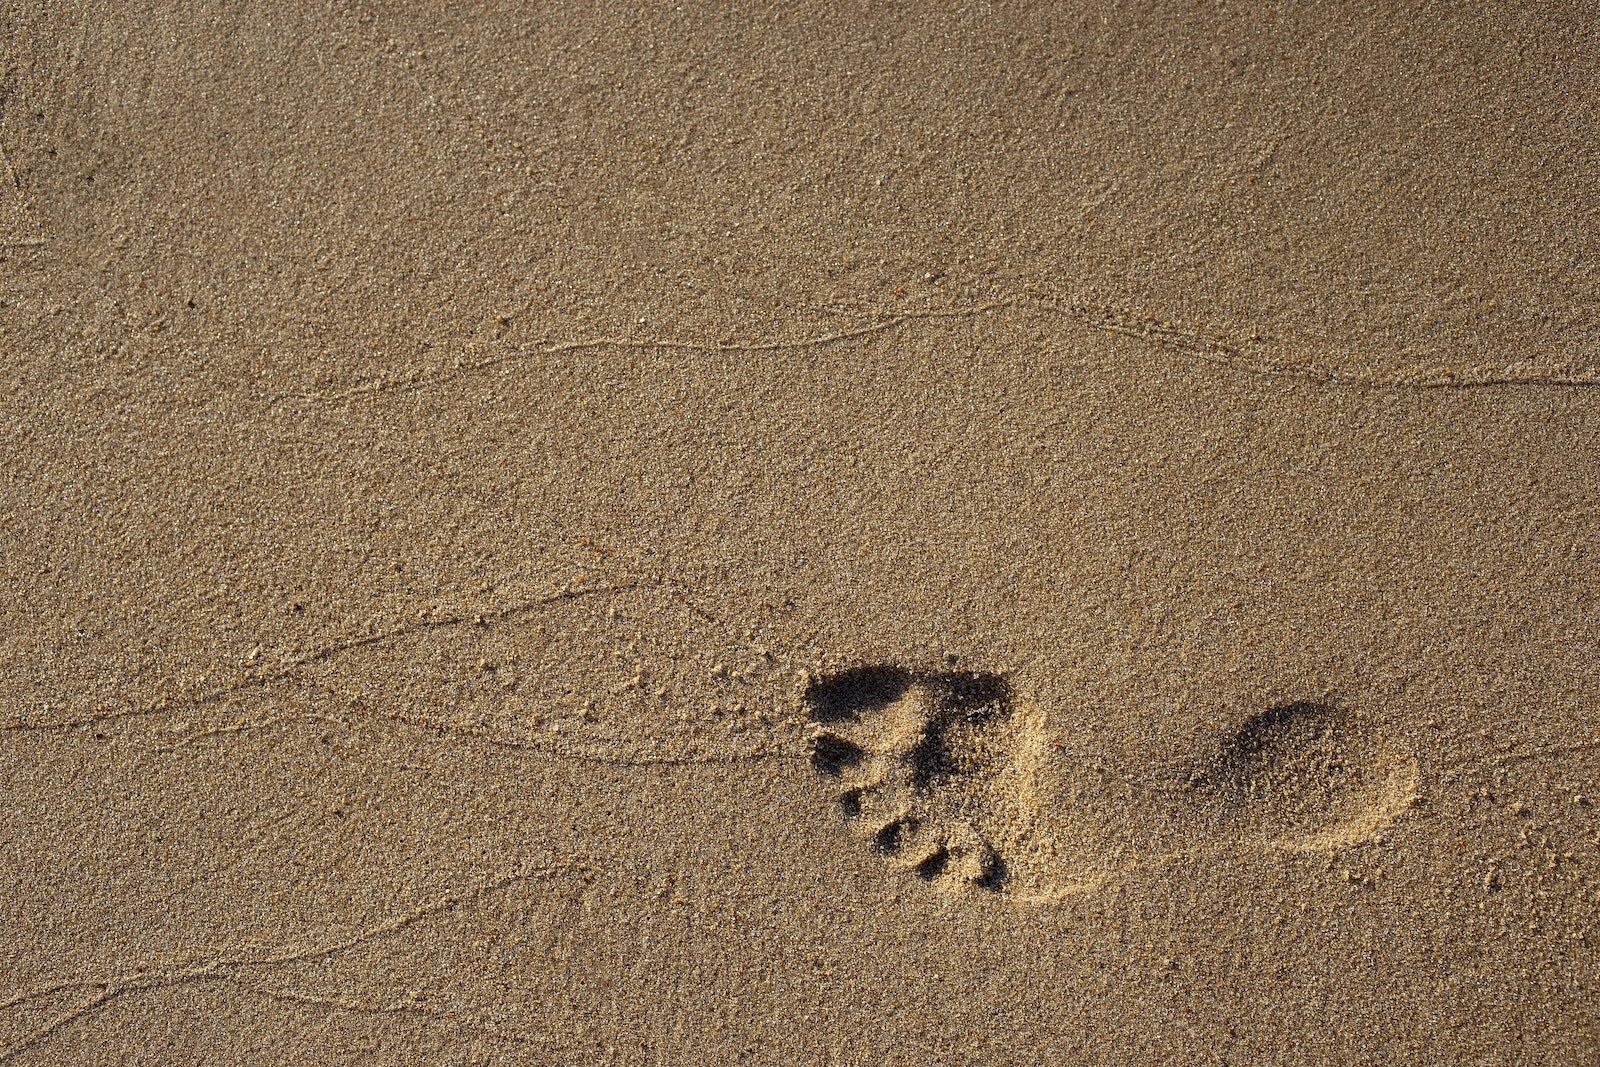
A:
3;2;1598;1063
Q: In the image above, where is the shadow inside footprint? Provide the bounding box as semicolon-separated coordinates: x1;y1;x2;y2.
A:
1205;701;1338;797
804;666;915;724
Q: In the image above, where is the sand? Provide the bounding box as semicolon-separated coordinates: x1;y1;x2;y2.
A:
2;1;1598;1063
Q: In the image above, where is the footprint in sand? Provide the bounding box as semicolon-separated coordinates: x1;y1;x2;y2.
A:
803;665;1418;898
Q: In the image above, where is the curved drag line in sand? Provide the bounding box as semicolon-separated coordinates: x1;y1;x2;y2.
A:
0;578;667;736
0;863;575;1064
267;293;1600;410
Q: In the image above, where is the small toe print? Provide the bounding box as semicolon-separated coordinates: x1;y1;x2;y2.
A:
809;729;866;775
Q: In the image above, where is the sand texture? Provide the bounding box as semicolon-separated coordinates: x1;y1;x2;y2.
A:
2;2;1598;1063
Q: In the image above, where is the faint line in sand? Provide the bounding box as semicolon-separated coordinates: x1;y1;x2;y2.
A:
5;569;806;768
0;577;661;736
0;863;576;1064
232;980;550;1052
1027;295;1600;391
268;302;1018;406
267;294;1599;408
149;693;804;768
1437;737;1600;784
